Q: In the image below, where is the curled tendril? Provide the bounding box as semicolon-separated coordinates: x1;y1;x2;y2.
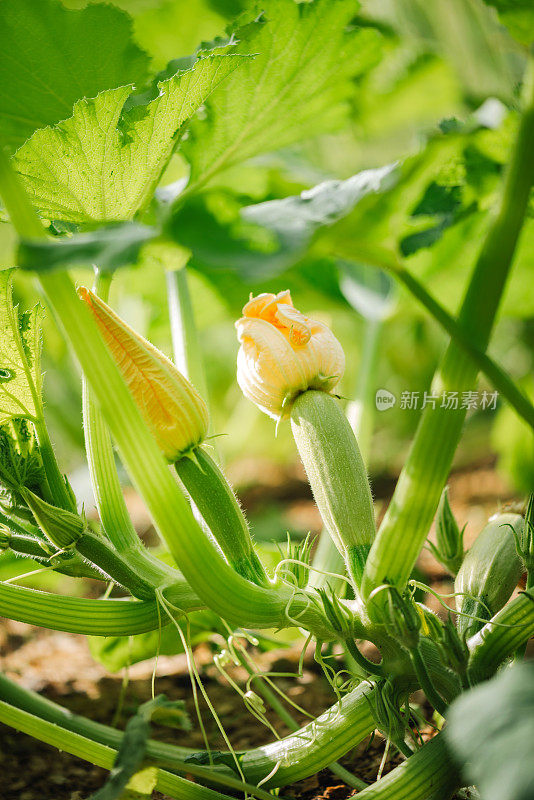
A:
408;579;528;630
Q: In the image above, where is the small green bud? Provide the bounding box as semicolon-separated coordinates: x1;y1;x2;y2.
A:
415;602;443;642
515;495;534;572
384;586;421;651
438;616;469;677
429;487;464;575
368;680;407;746
243;691;266;716
318;586;354;638
22;489;86;548
280;532;314;589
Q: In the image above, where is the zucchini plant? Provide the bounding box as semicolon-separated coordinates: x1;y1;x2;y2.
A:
0;1;533;798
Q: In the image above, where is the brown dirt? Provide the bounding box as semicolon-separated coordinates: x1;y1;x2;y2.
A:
0;460;522;799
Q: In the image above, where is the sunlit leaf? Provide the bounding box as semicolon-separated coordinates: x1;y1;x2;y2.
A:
481;0;534;45
183;0;383;191
13;54;248;224
0;269;42;424
0;0;150;152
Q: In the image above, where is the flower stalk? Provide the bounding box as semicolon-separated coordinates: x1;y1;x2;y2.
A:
175;446;268;585
291;390;376;588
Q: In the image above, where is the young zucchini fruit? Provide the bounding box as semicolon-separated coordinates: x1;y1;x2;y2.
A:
455;513;524;640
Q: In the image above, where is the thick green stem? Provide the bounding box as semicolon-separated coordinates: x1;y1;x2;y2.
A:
291;391;376;589
2;660;462;791
166;267;209;401
32;416;76;511
353;734;459;800
0;700;237;800
0;670;375;791
240;680;376;786
2;530;106;580
0;582;171;635
467;589;534;682
362;62;534;600
235;650;368;791
175;447;268;585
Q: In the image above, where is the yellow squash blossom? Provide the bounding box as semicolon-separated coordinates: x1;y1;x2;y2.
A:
235;291;345;419
79;288;208;461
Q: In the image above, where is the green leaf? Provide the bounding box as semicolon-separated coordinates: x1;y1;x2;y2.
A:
0;269;42;424
0;0;150;152
337;261;396;321
13;54;247;224
90;695;188;800
172;164;397;287
183;0;383;191
145;696;191;731
88;608;222;672
481;0;534;45
90;711;150;800
243;162;399;252
18;223;158;273
492;378;534;493
445;662;534;800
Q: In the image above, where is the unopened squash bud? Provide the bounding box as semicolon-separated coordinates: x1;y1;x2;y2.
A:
428;488;465;575
22;488;85;548
455;513;524;640
235;291;344;420
79;288;208;461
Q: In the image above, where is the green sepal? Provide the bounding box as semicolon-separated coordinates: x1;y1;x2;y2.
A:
382;585;421;651
415;602;443;642
317;586;354;638
428;487;465;575
22;488;85;548
367;679;409;752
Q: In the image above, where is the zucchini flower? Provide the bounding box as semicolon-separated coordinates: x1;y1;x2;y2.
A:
79;288;208;461
235;291;345;419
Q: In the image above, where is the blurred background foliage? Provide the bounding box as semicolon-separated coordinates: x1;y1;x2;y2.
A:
1;0;532;530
